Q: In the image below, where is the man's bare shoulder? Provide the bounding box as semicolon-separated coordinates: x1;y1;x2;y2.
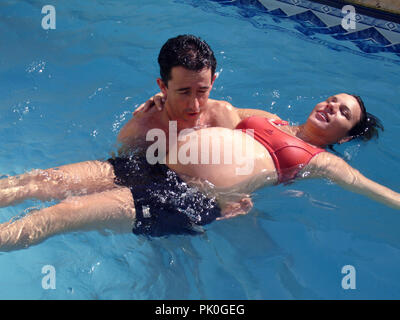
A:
206;99;241;128
208;98;235;109
207;99;238;118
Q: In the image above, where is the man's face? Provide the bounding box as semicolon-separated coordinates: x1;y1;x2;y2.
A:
157;66;216;129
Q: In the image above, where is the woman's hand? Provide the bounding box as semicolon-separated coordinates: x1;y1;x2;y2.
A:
217;196;254;220
133;92;166;116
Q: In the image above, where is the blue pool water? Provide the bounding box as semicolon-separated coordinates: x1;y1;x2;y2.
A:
0;0;400;299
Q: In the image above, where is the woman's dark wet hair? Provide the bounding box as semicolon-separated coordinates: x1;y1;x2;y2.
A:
346;94;384;142
158;34;217;86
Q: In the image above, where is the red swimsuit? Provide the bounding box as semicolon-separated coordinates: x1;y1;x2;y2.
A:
236;116;325;184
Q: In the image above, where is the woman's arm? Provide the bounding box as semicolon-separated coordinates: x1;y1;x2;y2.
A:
306;152;400;209
234;107;282;121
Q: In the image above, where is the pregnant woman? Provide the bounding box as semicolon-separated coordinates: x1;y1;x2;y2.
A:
0;93;398;252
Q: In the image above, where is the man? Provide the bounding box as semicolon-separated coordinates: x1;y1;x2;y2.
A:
118;34;279;153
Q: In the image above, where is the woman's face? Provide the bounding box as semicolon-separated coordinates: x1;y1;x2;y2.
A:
307;93;362;144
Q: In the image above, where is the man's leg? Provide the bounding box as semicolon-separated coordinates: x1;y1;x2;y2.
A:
0;187;135;252
0;160;116;207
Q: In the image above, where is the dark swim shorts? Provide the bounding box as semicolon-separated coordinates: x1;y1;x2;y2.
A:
107;155;221;237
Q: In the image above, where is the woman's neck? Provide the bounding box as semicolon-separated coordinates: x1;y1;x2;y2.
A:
294;124;328;148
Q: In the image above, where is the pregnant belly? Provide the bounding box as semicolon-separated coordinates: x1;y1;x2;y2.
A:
166;127;278;190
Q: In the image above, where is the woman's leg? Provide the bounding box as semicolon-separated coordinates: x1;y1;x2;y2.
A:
0;160;116;207
0;187;135;252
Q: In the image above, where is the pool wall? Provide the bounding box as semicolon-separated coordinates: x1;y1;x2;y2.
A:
257;0;400;56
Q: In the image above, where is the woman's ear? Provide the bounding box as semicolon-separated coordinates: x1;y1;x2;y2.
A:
156;78;168;97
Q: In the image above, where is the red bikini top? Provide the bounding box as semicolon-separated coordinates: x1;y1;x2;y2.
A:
236;116;325;184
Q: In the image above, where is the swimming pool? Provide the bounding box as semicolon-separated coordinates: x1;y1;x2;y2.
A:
0;0;400;299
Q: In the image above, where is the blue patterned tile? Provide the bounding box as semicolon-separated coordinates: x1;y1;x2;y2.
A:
291;9;327;27
272;0;400;33
332;27;392;45
177;0;400;57
268;8;288;16
257;0;400;55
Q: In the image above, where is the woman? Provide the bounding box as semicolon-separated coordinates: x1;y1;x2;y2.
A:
0;93;398;251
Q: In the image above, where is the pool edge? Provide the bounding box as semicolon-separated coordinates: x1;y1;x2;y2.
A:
308;0;400;23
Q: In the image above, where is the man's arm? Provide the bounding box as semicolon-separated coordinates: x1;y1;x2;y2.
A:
117;117;138;146
116;115;146;155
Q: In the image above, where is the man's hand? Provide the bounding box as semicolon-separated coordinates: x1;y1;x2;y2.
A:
217;196;253;220
133;92;166;116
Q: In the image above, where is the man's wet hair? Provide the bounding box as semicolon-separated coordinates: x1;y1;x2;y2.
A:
158;34;217;86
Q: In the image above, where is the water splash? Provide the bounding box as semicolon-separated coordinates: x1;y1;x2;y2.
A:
88;82;112;99
26;61;46;74
112;109;133;133
283;188;338;210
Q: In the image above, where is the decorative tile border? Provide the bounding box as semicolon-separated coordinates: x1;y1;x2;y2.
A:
177;0;400;59
269;0;400;32
256;0;400;56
